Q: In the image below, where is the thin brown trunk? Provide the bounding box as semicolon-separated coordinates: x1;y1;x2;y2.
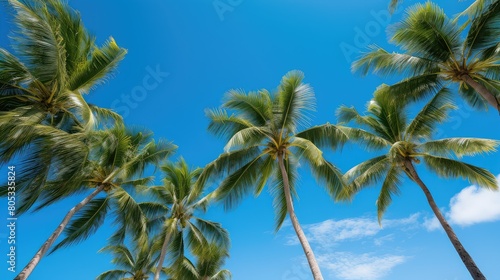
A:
461;74;500;114
15;185;105;280
154;227;173;280
404;160;486;280
278;153;324;280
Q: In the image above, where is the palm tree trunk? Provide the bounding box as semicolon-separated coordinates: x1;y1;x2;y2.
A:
153;227;173;280
404;160;486;280
15;185;105;280
278;153;324;280
461;74;500;114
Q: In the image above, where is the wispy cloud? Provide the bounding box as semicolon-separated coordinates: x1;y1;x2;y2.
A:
318;252;407;280
284;214;419;279
286;213;419;246
425;175;500;231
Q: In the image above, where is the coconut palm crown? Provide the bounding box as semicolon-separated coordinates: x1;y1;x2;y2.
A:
338;88;498;279
0;0;127;214
149;158;229;280
201;70;347;280
15;125;176;280
97;240;161;280
166;243;231;280
353;1;500;113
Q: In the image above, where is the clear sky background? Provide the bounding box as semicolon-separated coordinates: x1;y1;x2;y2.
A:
1;0;500;279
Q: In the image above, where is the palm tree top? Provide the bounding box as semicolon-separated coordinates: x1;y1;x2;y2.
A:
1;0;127;129
202;70;346;231
339;89;499;220
353;1;500;111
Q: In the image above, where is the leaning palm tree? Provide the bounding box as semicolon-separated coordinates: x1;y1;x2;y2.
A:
353;1;500;114
338;88;498;280
149;158;229;280
0;0;126;212
202;70;347;280
167;243;231;280
15;125;176;280
97;240;161;280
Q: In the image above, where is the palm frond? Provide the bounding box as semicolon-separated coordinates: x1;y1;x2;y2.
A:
214;154;267;210
9;0;67;85
422;154;498;189
419;138;499;158
464;0;500;56
296;123;349;150
68;38;127;93
224;126;267;152
194;218;230;249
376;165;403;223
353;46;436;76
391;2;461;62
206;108;254;140
50;197;109;253
96;270;131;280
222;89;272;126
405;88;456;139
270;157;298;231
309;157;345;200
344;155;390;198
277;70;315;133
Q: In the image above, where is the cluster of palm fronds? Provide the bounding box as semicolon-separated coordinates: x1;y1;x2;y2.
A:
1;0;499;280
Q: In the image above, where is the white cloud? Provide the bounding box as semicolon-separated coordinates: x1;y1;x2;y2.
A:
286;214;420;246
373;234;394;246
284;215;416;279
425;176;500;231
448;183;500;226
423;216;440;231
318;252;407;280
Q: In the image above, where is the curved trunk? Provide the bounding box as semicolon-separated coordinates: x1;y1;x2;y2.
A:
404;160;486;280
153;227;173;280
278;153;324;280
461;74;500;114
15;185;105;280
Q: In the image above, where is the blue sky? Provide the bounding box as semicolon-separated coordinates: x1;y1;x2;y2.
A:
1;0;500;279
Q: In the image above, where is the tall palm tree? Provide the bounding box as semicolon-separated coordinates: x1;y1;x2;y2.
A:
97;241;161;280
167;243;231;280
202;71;347;280
0;0;127;212
338;89;498;280
149;158;229;280
15;125;176;280
353;1;500;114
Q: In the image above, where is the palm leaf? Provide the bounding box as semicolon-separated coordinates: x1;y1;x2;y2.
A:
405;88;456;139
277;70;315;132
69;38;127;93
423;154;498;189
353;46;436;76
419;138;499;158
50;197;109;253
464;0;500;56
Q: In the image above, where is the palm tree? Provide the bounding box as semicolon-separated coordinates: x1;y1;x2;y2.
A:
353;1;500;114
338;88;498;280
97;241;161;280
167;243;231;280
149;158;229;280
0;0;127;212
15;125;176;280
202;70;347;280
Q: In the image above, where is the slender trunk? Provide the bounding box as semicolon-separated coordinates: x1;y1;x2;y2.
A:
277;153;324;280
461;74;500;114
404;160;486;280
15;185;105;280
153;227;173;280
